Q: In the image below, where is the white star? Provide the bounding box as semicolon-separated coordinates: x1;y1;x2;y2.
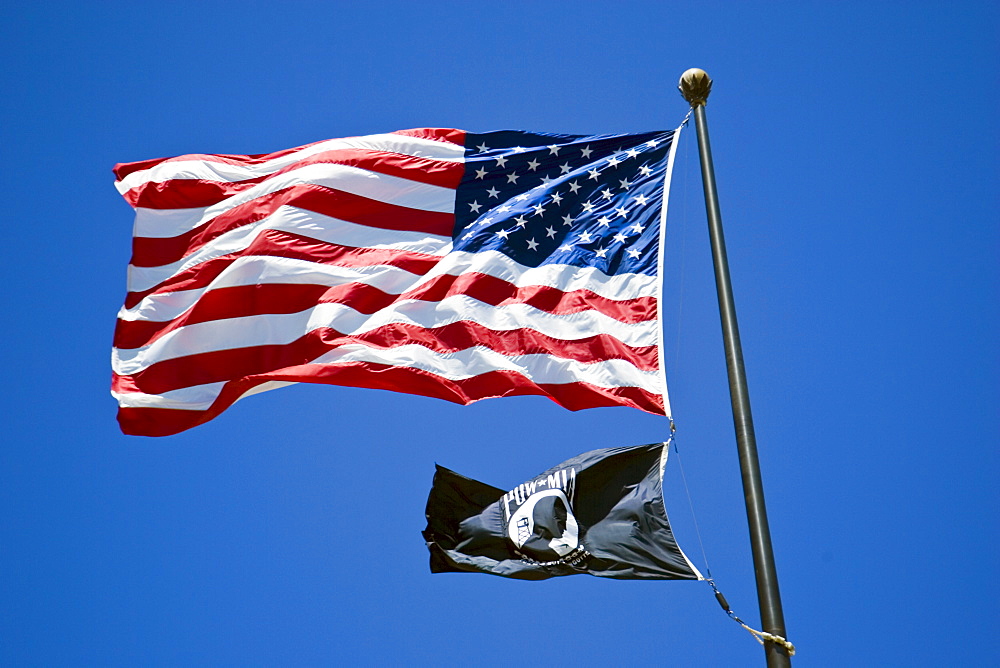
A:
597;216;612;227
507;172;519;184
469;201;482;213
613;232;628;243
548;144;560;155
512;146;526;153
495;155;508;168
588;168;601;180
594;247;609;258
607;155;621;168
476;143;490;153
615;206;628;217
475;167;488;180
626;148;640;158
486;187;500;198
630;222;645;234
559;162;572;174
550;192;563;204
634;194;650;205
562;214;574;226
646;138;660;148
497;204;512;213
579;231;594;243
601;188;614;200
514;193;530;202
533;203;546;216
496;229;511;240
515;215;529;227
627;248;641;259
639;165;653;176
539;175;554;186
619;178;632;190
581;145;593;158
545;226;557;238
526;238;539;250
463;231;475;240
478;216;494;226
568;181;581;194
558;244;574;252
581;201;595;213
527;158;540;171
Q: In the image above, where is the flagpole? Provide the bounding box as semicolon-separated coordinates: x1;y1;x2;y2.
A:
678;68;791;667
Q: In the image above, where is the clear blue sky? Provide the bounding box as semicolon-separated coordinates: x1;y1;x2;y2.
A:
2;2;997;665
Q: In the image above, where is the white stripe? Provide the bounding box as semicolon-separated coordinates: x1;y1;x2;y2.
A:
418;248;659;301
113;381;228;409
116;132;466;193
126;209;656;304
132;161;456;239
112;347;661;411
127;204;452;293
124;248;655;324
112;296;658;375
112;379;298;410
311;344;660;388
238;380;298;399
120;256;430;322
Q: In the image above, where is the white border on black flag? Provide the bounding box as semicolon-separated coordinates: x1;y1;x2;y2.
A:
660;441;704;580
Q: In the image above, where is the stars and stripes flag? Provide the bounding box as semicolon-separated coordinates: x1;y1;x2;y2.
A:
112;126;682;436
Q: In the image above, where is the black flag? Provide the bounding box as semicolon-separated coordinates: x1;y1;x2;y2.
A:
423;442;701;580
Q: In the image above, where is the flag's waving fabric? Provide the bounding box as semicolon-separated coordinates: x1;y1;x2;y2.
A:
112;127;680;436
423;442;701;580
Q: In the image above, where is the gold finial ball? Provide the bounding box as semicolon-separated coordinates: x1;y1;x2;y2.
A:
679;68;713;106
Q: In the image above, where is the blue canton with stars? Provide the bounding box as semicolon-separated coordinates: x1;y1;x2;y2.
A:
454;129;675;277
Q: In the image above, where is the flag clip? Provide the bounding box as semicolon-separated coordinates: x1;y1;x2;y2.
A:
706;578;796;656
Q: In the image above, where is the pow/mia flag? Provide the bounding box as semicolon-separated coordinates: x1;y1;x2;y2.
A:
422;442;702;580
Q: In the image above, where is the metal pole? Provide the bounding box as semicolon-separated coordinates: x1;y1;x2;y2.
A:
678;68;790;667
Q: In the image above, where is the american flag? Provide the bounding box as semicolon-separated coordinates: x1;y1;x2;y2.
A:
112;127;681;436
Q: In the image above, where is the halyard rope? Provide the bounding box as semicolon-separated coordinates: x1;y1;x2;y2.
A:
671;427;711;573
665;124;793;657
707;578;796;656
671;426;795;656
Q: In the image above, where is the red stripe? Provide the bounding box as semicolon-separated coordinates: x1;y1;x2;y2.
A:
129;183;454;268
116;282;389;350
113;322;658;395
125;175;270;209
392;128;465;145
407;272;656;323
117;364;662;437
113;137;336;180
114;156;179;181
115;272;655;350
123;229;441;309
113;129;464;182
122;149;465;209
